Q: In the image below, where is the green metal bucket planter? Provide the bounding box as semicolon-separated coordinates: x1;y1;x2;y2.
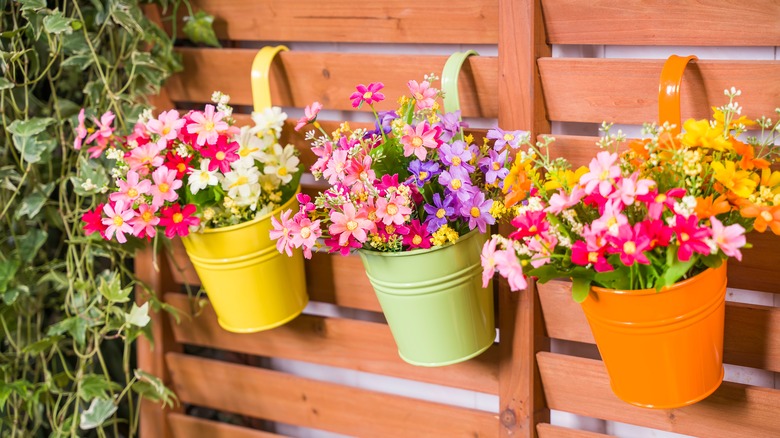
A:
358;229;495;367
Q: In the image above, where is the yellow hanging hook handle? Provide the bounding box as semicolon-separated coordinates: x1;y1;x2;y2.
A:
658;55;698;135
251;45;289;113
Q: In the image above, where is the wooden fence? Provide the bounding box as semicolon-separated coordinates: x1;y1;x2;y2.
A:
136;1;780;437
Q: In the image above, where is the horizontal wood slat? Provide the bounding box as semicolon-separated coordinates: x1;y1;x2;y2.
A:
538;352;780;438
168;413;280;438
541;0;780;46
538;280;780;373
539;59;780;124
182;0;499;44
167;353;498;437
164;293;499;394
167;49;498;118
536;423;614;438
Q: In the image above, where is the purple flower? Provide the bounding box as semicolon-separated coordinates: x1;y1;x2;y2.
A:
423;192;456;233
349;82;385;108
479;149;509;184
408;160;441;187
438;169;473;201
487;128;528;150
438;140;475;173
369;110;398;137
436;111;469;142
460;192;495;233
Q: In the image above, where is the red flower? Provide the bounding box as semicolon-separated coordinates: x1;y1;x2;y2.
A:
324;235;362;256
201;136;240;173
571;240;612;272
159;204;200;238
82;204;107;238
509;210;548;240
671;214;711;262
641;219;673;250
164;152;193;179
402;220;431;250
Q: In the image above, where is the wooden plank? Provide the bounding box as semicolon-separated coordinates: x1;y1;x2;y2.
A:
537;352;780;438
180;0;498;44
538;281;780;373
166;353;498;437
536;423;614;438
539;59;780;125
167;49;498;118
168;413;280;438
541;0;780;46
164;293;499;394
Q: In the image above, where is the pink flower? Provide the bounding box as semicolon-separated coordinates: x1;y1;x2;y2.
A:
591;199;628;236
201;137;240;173
527;232;557;268
323;149;349;185
290;217;322;259
579;151;620;197
494;249;527;291
102;201;135;243
311;141;333;174
606;224;652;266
129;203;160;239
270;210;296;256
295;101;323;131
571;240;613;272
159;204;199;238
349;82;385;108
710;216;746;261
149;166;182;208
546;185;585;214
400;122;439;160
329;203;375;245
611;173;655;206
147;110;185;146
645;188;686;220
74;109;87;150
109;170;151;204
343;155;376;188
481;238;499;287
407;80;437;110
126;142;166;174
509;210;548;239
187;104;228;146
85;111;116;158
375;195;412;225
672;214;712;262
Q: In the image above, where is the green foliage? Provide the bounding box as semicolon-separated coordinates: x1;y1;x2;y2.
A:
0;0;216;435
183;10;220;47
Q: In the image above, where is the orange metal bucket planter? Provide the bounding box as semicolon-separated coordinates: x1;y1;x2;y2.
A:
181;193;308;333
580;264;727;408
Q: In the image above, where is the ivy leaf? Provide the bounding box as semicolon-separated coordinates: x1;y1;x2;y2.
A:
72;155;109;196
17;229;48;263
79;398;117;430
79;375;121;402
19;0;46;11
16;183;55;219
571;276;592;303
133;370;177;408
38;270;69;291
22;335;63;355
0;77;13;90
111;3;143;34
3;285;29;305
0;260;20;293
182;11;220;47
43;12;73;35
6;117;54;137
125;302;150;327
47;316;88;346
61;54;94;71
98;273;131;303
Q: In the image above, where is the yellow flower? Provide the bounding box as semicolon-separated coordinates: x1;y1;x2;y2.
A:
712;108;757;129
681;119;733;151
711;161;758;198
544;166;588;191
431;224;459;246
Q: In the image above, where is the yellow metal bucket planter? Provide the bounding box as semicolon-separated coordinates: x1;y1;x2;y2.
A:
181;45;308;333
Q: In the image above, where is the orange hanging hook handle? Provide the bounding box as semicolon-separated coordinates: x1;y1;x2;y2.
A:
658;55;698;135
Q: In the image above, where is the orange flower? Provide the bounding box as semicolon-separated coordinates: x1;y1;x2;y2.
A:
695;194;731;218
681;119;732;151
741;203;780;234
504;169;532;208
732;139;770;170
623;139;650;166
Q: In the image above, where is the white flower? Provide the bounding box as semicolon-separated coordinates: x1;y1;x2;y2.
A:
263;144;299;184
673;195;697;218
106;147;124;161
235;126;268;161
175;143;190;158
251;106;287;137
222;165;261;206
189;159;220;194
81;178;97;192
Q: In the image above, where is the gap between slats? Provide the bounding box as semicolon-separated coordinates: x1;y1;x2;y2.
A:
168;413;281;438
536;423;614;438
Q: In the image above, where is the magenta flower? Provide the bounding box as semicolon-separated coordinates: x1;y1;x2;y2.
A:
571;240;613;272
159;204;200;238
509;210;548;239
349;82;385;108
109;170;151;204
494;248;527;291
329;203;375;245
295;101;323;131
101;201;135;243
709;216;746;261
201;137;240;173
580;151;620;197
149;166;182;209
672;214;712;262
401;122;440;161
460;192;495;233
646;188;686;220
270;210;296;256
74;108;87;150
130;203;160;239
147;110;185;146
641;219;673;250
606;224;652;266
187;104;228;146
403;220;432;250
324;235;362;256
375;194;412;226
407;79;437;110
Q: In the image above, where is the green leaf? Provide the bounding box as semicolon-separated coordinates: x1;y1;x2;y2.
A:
73;155;109;196
38;270;69;291
133;370;176;408
22;336;63;355
98;273;131;303
125;302;150;327
3;285;28;305
571;276;592;303
43;12;73;35
16;183;54;219
60;54;93;71
17;229;48;263
0;260;20;293
47;317;88;346
19;0;45;11
656;250;698;291
79;375;121;402
182;11;221;47
0;384;12;410
0;77;13;90
79;398;117;430
111;3;143;33
6;117;54;137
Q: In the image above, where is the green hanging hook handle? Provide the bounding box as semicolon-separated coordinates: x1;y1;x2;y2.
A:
441;50;479;115
251;45;289;113
658;54;698;135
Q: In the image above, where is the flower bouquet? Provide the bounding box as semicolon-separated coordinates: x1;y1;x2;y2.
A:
80;92;308;333
272;76;524;366
483;88;780;407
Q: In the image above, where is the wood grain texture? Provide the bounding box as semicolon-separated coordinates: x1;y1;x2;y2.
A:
536;423;614;438
539;59;780;124
168;413;280;438
166;353;498;437
167;49;498;118
181;0;498;44
164;293;499;394
538;352;780;437
541;0;780;46
538;280;780;373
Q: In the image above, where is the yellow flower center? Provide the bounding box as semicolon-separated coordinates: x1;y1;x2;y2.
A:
607;217;617;227
368;211;377;221
177;163;186;173
655;194;667;203
412;235;422;245
162;127;171;135
158;183;170;193
229;176;249;188
418;171;428;181
452;156;462;166
623;241;637;255
451;179;462;190
588;252;599;263
680;232;690;242
385;224;396;234
436;208;446;219
363;91;373;100
199;172;211;182
470;207;481;218
204;121;215;131
412;136;424;148
142;211;154;222
492;162;501;171
599;170;610;180
300;227;311;239
529;225;537;233
278;167;289;176
503;133;515;142
346;220;359;231
127;188;138;198
215;151;226;161
240;147;259;157
172;212;183;224
386;204;399;216
760;211;773;222
113;216;124;226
